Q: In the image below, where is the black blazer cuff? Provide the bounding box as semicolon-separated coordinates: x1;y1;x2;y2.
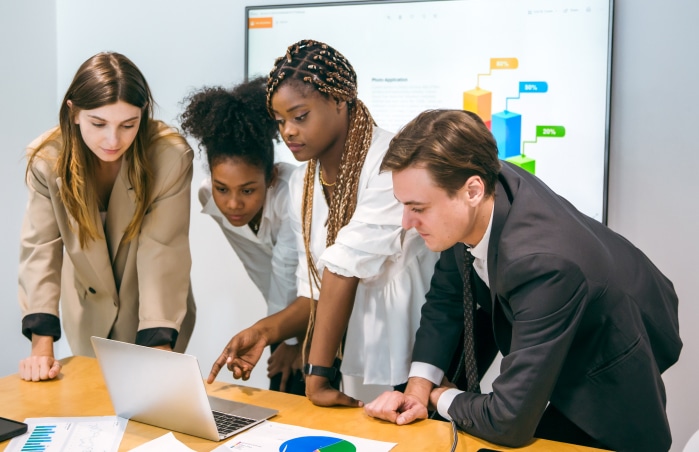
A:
135;327;178;349
22;313;61;341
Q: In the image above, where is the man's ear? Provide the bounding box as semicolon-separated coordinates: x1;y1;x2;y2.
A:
464;176;485;204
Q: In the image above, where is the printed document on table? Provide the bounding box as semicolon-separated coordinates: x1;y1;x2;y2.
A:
212;421;396;451
5;416;127;452
128;432;196;451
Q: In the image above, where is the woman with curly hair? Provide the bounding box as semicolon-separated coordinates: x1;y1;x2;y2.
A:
181;77;302;394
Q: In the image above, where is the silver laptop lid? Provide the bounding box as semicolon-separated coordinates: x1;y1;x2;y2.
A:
90;336;277;441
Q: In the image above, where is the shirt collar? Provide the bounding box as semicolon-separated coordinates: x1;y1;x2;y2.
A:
201;194;220;216
467;204;494;262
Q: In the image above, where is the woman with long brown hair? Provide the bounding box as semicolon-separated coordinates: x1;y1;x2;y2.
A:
18;52;196;381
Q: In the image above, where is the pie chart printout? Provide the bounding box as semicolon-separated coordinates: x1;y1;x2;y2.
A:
279;435;357;452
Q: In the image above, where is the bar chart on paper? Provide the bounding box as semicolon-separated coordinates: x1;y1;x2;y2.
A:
20;425;58;451
6;417;127;452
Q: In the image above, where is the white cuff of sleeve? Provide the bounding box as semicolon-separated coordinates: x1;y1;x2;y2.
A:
284;337;299;346
437;388;463;421
408;361;444;386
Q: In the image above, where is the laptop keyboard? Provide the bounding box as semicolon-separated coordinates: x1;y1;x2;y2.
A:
212;410;258;435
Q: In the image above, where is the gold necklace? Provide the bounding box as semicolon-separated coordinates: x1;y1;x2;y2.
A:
318;166;336;187
249;211;262;234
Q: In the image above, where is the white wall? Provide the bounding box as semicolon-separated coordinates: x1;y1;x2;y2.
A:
608;1;699;448
0;1;57;381
1;0;697;449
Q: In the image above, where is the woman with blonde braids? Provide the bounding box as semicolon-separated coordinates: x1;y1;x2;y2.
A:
208;40;438;407
18;52;196;381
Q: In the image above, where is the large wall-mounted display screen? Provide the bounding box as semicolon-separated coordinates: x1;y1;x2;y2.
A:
246;0;613;222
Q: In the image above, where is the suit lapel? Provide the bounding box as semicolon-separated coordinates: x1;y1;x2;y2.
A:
56;177;118;299
488;169;516;355
488;177;511;303
105;161;136;263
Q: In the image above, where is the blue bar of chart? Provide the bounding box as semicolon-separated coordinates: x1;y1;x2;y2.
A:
492;111;522;160
21;425;55;451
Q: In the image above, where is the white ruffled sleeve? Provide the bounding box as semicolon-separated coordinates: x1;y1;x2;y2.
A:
319;129;403;279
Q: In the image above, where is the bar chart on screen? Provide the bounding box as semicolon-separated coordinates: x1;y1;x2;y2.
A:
246;0;613;222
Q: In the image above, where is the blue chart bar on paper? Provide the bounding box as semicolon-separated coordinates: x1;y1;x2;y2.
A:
20;425;56;451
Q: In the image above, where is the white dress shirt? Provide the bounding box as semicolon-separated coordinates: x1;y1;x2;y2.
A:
408;205;494;419
199;162;298;322
288;127;439;386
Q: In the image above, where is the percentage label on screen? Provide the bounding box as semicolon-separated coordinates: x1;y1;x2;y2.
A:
519;81;549;93
536;126;566;137
490;57;519;70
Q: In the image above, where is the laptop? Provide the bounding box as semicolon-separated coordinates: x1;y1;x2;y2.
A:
91;336;278;441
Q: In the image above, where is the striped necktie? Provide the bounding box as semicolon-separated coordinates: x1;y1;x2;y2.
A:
462;247;480;393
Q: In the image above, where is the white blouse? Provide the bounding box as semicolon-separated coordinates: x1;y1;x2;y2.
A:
289;127;439;386
199;162;297;317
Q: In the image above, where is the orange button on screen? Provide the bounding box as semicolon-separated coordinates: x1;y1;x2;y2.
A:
249;17;273;29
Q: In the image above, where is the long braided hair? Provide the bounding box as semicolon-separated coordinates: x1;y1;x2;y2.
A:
267;40;376;354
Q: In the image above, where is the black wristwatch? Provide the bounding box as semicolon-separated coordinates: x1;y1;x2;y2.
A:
303;363;338;381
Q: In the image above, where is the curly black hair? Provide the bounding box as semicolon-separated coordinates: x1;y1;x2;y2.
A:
180;76;279;182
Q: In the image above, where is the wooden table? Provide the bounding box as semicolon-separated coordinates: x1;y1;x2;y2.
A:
0;356;604;451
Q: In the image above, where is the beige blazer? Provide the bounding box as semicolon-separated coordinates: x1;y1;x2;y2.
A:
18;120;196;356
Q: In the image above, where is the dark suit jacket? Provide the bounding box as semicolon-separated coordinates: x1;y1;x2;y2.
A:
412;162;682;452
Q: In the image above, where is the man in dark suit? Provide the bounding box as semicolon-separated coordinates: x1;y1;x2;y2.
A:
364;109;682;452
